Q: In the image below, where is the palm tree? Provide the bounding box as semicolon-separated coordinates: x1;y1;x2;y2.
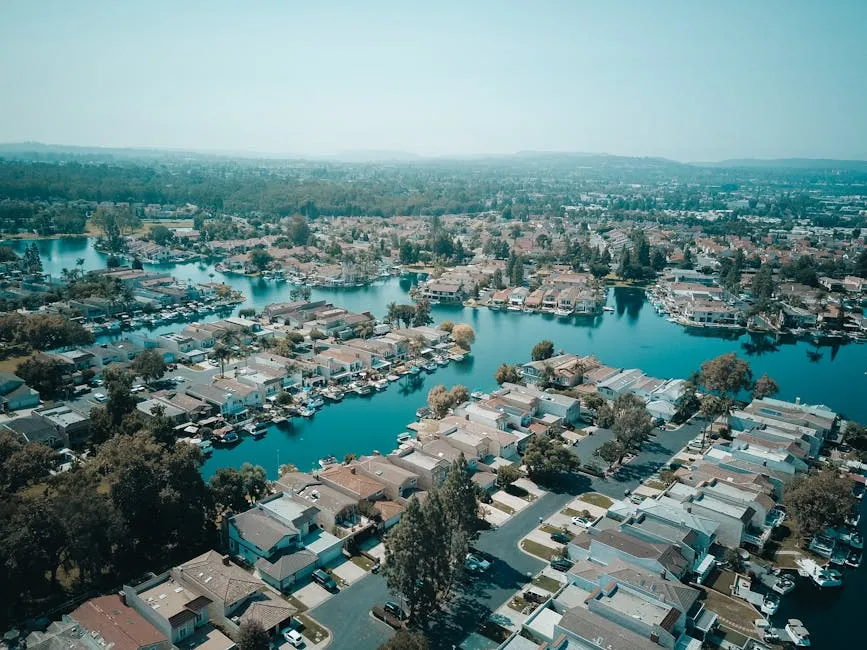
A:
76;257;85;268
214;343;232;377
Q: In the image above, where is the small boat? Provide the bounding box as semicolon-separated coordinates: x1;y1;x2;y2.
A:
841;529;863;549
470;391;489;401
396;432;413;444
408;366;421;375
272;416;287;425
602;305;615;312
436;356;449;366
300;407;316;418
449;352;466;362
554;308;572;317
353;383;372;396
771;574;796;595
196;439;213;455
322;387;344;401
506;305;521;311
386;373;400;382
416;406;431;419
845;549;862;568
796;557;842;587
423;362;438;373
318;455;338;468
219;431;240;444
784;619;811;647
760;593;780;616
307;396;325;409
372;379;388;390
522;307;534;314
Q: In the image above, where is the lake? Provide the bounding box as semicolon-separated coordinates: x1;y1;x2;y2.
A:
8;236;867;647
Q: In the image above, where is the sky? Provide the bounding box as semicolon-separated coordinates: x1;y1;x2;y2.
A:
1;0;866;161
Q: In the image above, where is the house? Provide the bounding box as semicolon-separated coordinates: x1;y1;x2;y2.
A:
1;414;66;448
501;382;581;426
185;384;247;417
742;397;837;437
227;493;343;592
213;378;262;409
388;448;449;490
69;595;170;650
568;529;690;579
0;372;40;411
34;405;91;447
355;456;419;500
682;300;741;326
136;399;187;424
597;369;646;399
521;354;588;388
318;464;386;501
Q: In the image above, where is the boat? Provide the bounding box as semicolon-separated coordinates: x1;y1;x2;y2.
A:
416;406;431;419
372;379;388;391
318;455;338;468
299;407;316;418
423;362;438;372
602;305;615;312
247;421;269;438
846;549;862;568
436;356;449;366
322;387;344;401
307;396;325;409
196;439;213;455
396;432;413;444
841;529;863;549
353;383;372;396
796;557;843;587
845;511;861;527
760;593;780;616
272;416;287;425
522;307;534;313
771;574;796;595
216;430;239;445
506;305;521;311
386;373;400;382
449;351;466;362
784;619;811;647
553;308;572;317
408;366;421;375
470;391;489;401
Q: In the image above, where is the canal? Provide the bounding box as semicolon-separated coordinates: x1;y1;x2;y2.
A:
8;236;867;647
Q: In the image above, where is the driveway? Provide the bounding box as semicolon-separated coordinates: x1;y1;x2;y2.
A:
293;582;332;609
311;418;704;650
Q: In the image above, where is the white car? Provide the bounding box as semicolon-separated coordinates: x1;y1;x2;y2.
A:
174;376;186;382
571;515;594;528
282;629;304;648
93;392;107;402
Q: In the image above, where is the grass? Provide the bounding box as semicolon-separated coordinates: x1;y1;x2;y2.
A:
540;524;567;536
478;621;511;643
507;595;529;613
520;539;558;561
350;555;375;571
490;500;516;515
643;479;668;491
561;507;589;518
0;353;32;373
532;574;563;593
282;595;308;613
578;492;614;509
295;614;328;644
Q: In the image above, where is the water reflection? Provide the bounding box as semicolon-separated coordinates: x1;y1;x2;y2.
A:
613;287;644;323
741;333;780;357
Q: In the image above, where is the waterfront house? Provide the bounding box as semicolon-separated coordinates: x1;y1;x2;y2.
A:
421;281;463;303
136;398;187;424
500;382;581;426
213;377;262;409
355;455;419;500
742;397;837;437
235;367;285;400
635;497;719;554
227;493;343;592
682;300;741;326
597;368;645;399
185;384;246;417
387;448;449;490
318;464;386;502
521;354;588;388
509;286;530;306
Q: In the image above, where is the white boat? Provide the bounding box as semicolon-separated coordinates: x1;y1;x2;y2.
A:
760;593;780;616
386;374;401;382
352;383;373;396
372;379;388;390
322;387;344;401
307;396;325;409
553;308;572;317
796;557;842;587
602;305;615;312
396;432;413;444
506;305;521;311
436;356;449;366
771;574;796;595
448;351;466;362
300;407;316;418
785;619;811;647
318;455;338;468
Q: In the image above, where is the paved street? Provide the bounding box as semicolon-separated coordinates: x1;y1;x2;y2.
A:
310;420;702;649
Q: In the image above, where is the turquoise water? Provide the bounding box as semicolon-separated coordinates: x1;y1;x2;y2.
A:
8;236;867;647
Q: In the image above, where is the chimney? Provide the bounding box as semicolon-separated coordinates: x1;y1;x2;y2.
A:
796;397;801;405
118;591;127;606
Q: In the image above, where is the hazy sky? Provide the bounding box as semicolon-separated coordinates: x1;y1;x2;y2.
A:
2;0;866;161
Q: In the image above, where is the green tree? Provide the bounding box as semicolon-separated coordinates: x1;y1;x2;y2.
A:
15;357;66;399
412;299;433;327
290;284;312;302
785;470;857;540
752;373;779;399
237;620;270;650
131;349;167;385
522;434;579;483
594;440;625;470
450;323;475;351
611;394;653;462
496;463;521;488
531;339;554;361
209;464;268;514
494;364;521;385
287;214;311;245
148;225;173;245
427;385;455;418
248;248;273;272
698;352;753;423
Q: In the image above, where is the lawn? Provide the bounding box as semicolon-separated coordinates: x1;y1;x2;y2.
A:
540;524;568;536
520;539;558;561
295;614;328;644
532;574;563;593
490;500;516;515
282;595;308;613
350;555;375;571
643;479;668;491
562;507;589;518
0;353;32;373
578;492;614;509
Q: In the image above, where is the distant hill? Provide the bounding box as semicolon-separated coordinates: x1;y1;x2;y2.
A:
703;157;867;171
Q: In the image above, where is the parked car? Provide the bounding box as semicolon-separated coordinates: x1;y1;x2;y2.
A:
93;392;107;402
571;515;594;529
384;601;407;621
550;557;574;572
282;629;304;648
311;568;338;592
550;532;571;544
465;552;491;572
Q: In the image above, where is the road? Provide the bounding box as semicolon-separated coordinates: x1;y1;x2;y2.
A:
311;420;703;649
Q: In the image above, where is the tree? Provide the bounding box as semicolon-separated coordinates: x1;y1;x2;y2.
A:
494;364;521;385
15;357;66;399
237;620;270;650
412;299;433;327
148;225;173;245
290;284;312;302
427;385;454;418
785;470;857;540
531;339;554;361
287;214;311;245
698;353;754;423
209;464;268;514
248;248;273;272
1;441;57;491
438;320;455;333
522;434;579;482
594;440;625;470
383;498;440;624
450;323;475;351
450;384;469;406
213;343;232;377
131;349;166;385
496;464;521;488
752;373;779;399
378;630;429;650
611;395;652;462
